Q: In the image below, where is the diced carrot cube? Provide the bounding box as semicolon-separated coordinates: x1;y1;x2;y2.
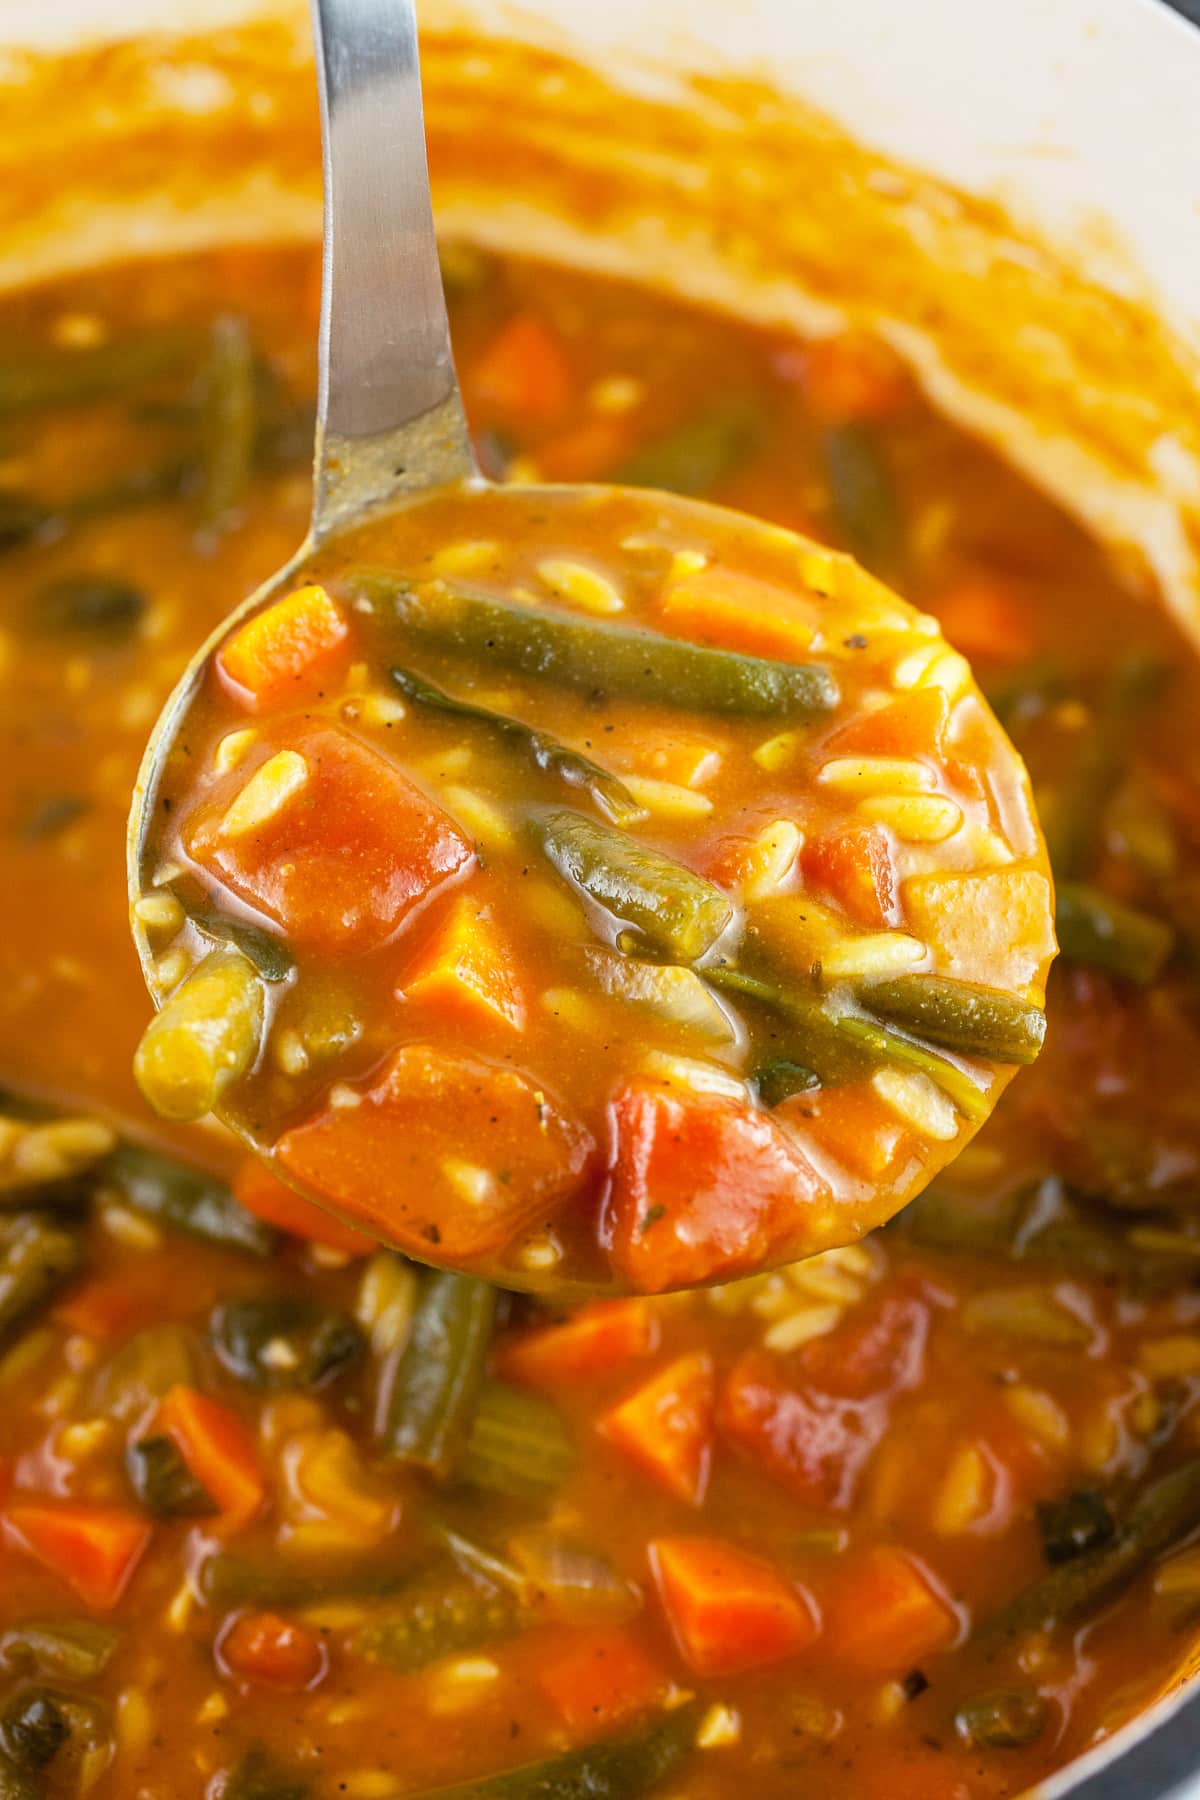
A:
277;1045;593;1262
799;332;912;425
400;895;525;1032
823;1545;957;1672
601;1353;715;1505
603;1081;829;1292
903;869;1056;1000
4;1503;152;1610
470;314;574;426
801;823;899;929
826;687;950;760
936;577;1031;665
495;1301;660;1388
218;584;350;707
650;1535;817;1677
233;1158;377;1256
659;569;818;661
536;1626;671;1736
218;1609;327;1690
156;1385;264;1529
187;721;475;959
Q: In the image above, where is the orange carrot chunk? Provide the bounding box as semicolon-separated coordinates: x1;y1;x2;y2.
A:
826;685;950;760
187;720;475;959
218;583;350;706
218;1609;327;1690
277;1044;594;1261
156;1385;264;1530
4;1503;152;1610
601;1353;715;1506
495;1301;660;1388
659;569;819;661
801;823;899;930
400;895;526;1033
537;1625;671;1736
470;314;574;426
650;1535;817;1677
232;1158;377;1257
823;1545;957;1672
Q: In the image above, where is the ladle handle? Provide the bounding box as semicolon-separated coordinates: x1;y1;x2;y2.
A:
309;0;477;539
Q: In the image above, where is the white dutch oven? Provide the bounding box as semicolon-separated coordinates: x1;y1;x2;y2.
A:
2;0;1200;1789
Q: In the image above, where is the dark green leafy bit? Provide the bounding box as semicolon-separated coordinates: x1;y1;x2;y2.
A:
100;1143;275;1258
126;1434;216;1519
954;1688;1048;1750
31;576;146;641
0;1689;69;1770
0;1215;85;1349
1036;1488;1115;1567
357;573;839;718
821;422;901;574
460;1380;575;1504
615;401;760;496
753;1058;820;1107
862;975;1046;1065
180;907;295;983
0;1621;119;1684
197;315;256;532
352;1564;521;1675
1055;881;1174;986
408;1704;698;1800
390;665;647;828
533;808;737;966
985;1457;1200;1641
383;1273;496;1476
221;1745;311;1800
210;1296;365;1392
0;1687;107;1798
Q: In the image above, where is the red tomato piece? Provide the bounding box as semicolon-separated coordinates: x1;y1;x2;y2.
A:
495;1301;660;1388
601;1352;715;1505
156;1385;264;1529
826;686;950;760
650;1535;817;1677
469;313;574;426
603;1081;829;1292
218;583;350;707
536;1625;671;1736
187;720;475;959
276;1045;594;1261
801;823;899;929
823;1545;958;1672
232;1158;378;1255
218;1609;328;1690
4;1503;152;1610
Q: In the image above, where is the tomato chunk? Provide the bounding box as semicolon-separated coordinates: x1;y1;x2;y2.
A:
536;1625;670;1736
495;1300;660;1388
826;686;950;760
603;1081;829;1291
601;1352;715;1505
823;1545;958;1671
218;583;350;706
232;1158;377;1256
156;1385;264;1529
277;1045;594;1261
801;822;898;929
650;1535;817;1677
400;895;526;1032
4;1503;152;1610
187;720;475;958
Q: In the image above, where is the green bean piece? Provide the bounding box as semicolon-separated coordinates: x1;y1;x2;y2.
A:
409;1704;698;1800
221;1746;310;1800
954;1689;1048;1750
100;1145;274;1258
352;1564;521;1674
210;1297;364;1392
0;328;200;416
753;1057;821;1107
201;1551;414;1611
126;1435;216;1519
197;316;256;532
1047;652;1168;879
390;665;647;828
133;948;266;1122
0;1754;41;1800
862;975;1046;1065
1055;881;1174;986
0;1216;84;1349
459;1380;575;1504
180;906;295;983
383;1273;496;1477
0;1690;68;1772
822;422;902;575
31;576;146;641
1036;1488;1115;1567
356;573;840;719
0;1622;119;1685
19;796;89;845
986;1457;1200;1641
533;809;738;965
615;400;760;496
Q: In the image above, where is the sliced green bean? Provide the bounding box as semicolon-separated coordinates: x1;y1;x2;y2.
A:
0;1689;68;1773
954;1689;1048;1750
616;400;760;496
31;576;146;641
221;1746;310;1800
1036;1488;1115;1567
352;1564;521;1675
862;974;1046;1065
0;1752;41;1800
356;574;840;718
459;1380;575;1504
822;422;901;574
19;796;89;845
197;316;256;532
0;1621;119;1685
0;328;200;415
210;1296;364;1391
201;1551;413;1611
133;948;265;1122
126;1434;216;1518
753;1057;820;1107
390;665;646;827
409;1705;698;1800
382;1273;496;1477
1055;881;1174;985
0;1215;84;1348
1047;653;1167;880
100;1145;274;1257
533;808;738;965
